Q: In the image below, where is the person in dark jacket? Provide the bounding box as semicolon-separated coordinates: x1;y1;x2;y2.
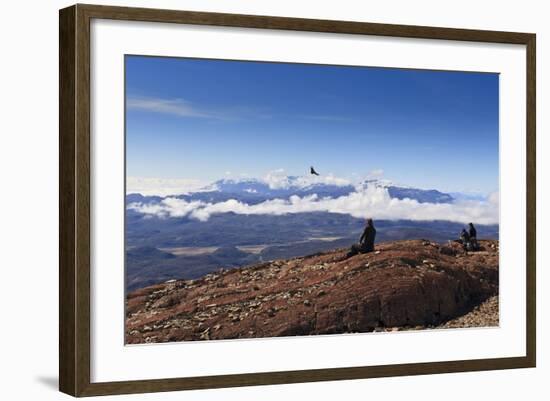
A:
468;223;477;239
468;222;479;250
347;218;376;257
459;228;471;250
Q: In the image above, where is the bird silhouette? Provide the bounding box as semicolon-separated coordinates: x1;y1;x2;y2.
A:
310;166;320;176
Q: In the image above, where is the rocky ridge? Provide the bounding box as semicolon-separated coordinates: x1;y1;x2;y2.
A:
125;239;499;344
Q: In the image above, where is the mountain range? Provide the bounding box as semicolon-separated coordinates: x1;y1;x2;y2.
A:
125;176;498;291
127;177;455;205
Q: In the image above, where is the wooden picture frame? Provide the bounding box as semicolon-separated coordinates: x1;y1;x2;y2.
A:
59;3;536;397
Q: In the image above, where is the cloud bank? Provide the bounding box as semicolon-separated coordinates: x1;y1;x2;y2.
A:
128;185;499;225
126;177;210;197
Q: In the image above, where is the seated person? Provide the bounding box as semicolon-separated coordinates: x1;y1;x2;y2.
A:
347;218;376;257
459;228;471;250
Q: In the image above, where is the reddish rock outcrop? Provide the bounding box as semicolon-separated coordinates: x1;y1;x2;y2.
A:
125;239;499;344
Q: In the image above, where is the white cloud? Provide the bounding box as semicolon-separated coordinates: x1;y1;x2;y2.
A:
367;169;384;178
262;169;351;189
487;191;500;205
126;177;210;197
128;185;499;225
262;169;291;189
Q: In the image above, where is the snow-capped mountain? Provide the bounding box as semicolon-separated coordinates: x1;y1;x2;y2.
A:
206;177;454;204
127;176;456;205
356;179;454;204
211;177;356;200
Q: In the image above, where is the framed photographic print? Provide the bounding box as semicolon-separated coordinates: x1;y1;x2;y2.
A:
59;4;536;397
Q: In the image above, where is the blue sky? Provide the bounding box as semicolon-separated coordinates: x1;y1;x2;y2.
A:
126;55;499;193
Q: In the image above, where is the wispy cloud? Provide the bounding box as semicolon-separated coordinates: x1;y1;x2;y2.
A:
127;96;270;121
127;96;358;124
127;96;214;119
128;185;499;225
